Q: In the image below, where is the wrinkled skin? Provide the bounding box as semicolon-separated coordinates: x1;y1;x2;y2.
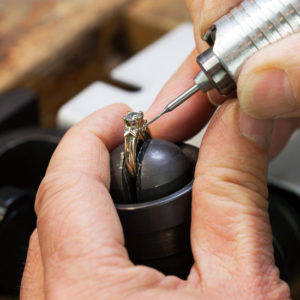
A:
21;1;300;299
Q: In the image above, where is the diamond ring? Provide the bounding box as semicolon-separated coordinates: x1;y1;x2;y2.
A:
123;111;151;177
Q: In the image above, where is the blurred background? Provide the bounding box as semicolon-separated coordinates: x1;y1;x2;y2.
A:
1;1;300;299
0;0;190;127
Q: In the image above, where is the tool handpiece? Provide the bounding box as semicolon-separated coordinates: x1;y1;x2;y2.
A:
145;0;300;128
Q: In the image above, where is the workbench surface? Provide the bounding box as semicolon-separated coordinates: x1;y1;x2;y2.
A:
0;0;130;126
0;0;129;91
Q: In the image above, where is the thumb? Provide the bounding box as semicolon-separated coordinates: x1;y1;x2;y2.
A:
189;101;290;299
238;33;300;119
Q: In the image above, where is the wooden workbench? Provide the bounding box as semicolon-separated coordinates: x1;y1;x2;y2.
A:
0;0;130;126
124;0;191;53
0;0;191;127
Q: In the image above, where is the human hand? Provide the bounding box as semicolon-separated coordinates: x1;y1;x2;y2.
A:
21;95;290;299
186;0;300;119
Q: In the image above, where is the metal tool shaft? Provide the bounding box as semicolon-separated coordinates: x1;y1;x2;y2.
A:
145;84;201;128
146;0;300;128
165;84;201;112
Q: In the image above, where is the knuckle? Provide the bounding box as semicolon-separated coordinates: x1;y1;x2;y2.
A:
35;169;106;216
35;171;83;225
35;172;65;215
194;164;269;208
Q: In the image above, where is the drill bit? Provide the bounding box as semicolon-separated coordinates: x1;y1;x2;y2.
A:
142;83;201;130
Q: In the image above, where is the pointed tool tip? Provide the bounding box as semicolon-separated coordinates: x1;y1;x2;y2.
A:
141;106;170;131
141;113;162;131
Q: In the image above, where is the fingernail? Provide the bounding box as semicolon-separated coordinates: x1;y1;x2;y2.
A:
207;89;226;106
240;69;296;118
239;110;273;150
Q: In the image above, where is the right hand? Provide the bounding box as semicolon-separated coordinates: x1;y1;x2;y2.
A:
21;102;290;300
186;0;300;120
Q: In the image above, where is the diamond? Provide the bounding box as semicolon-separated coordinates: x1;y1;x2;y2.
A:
124;112;143;123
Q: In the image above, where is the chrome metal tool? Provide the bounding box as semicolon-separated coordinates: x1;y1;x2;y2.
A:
144;0;300;128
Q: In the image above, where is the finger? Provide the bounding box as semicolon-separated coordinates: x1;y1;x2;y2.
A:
35;104;133;298
185;0;242;51
189;101;290;299
238;33;300;119
146;49;215;141
20;229;44;300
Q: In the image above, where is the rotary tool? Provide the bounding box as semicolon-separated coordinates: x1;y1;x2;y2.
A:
145;0;300;128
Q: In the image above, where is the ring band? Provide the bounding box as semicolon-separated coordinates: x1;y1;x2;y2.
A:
123;111;151;177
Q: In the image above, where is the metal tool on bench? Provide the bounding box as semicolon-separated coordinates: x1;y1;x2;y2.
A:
144;0;300;128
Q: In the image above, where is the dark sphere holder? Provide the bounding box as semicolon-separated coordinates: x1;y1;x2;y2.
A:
111;141;198;278
116;181;194;278
110;139;300;286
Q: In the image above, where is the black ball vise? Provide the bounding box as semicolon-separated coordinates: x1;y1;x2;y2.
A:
110;111;300;287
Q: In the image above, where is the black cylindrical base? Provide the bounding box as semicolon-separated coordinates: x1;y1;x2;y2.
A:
111;141;198;278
